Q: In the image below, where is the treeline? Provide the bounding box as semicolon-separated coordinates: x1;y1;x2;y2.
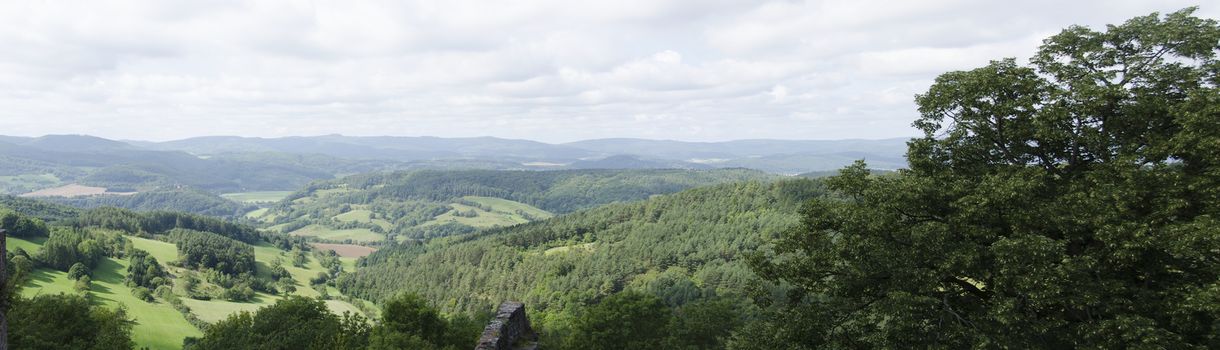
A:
0;194;82;222
305;168;774;213
47;189;256;218
186;294;482;350
335;180;824;327
73;206;304;250
0;207;50;238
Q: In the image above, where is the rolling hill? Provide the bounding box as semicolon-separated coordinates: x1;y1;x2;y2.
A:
334;179;826;322
261;168;776;242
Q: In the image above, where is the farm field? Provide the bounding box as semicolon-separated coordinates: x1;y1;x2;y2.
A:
244;207;269;218
220;191;293;203
310;243;378;258
180;293;279;323
20;184;134;197
333;209;393;230
287;224;384;243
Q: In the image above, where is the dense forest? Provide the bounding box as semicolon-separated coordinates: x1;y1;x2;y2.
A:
336;179;824;344
46;189;255;218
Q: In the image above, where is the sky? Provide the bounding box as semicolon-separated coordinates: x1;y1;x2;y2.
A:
0;1;1213;143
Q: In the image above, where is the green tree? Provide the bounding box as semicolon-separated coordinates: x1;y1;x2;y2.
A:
565;291;671;350
189;296;368;350
126;249;166;289
0;209;49;238
67;262;91;280
8;294;134;350
75;275;92;294
743;8;1220;349
368;293;449;348
664;299;743;350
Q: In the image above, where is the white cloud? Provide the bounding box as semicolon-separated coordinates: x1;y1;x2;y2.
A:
0;0;1213;142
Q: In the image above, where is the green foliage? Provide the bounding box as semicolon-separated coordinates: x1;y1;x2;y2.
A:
745;9;1220;349
0;208;49;237
39;227;116;271
80;207;275;245
371;293;450;347
188;296;369;350
68;262;91;280
167;228;256;275
565;292;670;349
132;286;153;302
8;293;135;350
75;275;92;293
126;249;167;289
0;194;82;222
665;299;743;350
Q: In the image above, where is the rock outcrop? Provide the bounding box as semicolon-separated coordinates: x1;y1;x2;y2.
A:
475;301;538;350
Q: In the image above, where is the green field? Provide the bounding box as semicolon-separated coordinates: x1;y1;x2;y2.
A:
129;236;179;264
220;191;293;203
91;257;203;349
181;293;279;323
244;208;270;219
424;196;553;228
287;224;384;243
333;209;393;230
5;236;46;253
20;268;76;296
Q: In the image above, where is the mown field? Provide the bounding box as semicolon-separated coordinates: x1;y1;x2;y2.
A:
287;224;384;243
220;191;293;203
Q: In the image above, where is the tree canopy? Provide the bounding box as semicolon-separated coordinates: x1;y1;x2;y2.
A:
744;8;1220;349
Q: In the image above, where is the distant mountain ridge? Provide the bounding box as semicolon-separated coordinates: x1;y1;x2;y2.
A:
0;134;909;195
138;134;911;173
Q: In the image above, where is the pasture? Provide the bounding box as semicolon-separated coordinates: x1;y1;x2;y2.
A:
220;191;293;203
287;224;384;243
310;242;378;258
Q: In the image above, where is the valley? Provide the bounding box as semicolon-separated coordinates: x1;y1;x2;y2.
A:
2;5;1215;350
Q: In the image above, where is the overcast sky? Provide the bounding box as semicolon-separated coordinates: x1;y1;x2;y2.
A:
0;1;1212;143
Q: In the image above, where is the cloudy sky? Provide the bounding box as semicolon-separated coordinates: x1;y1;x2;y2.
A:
0;1;1212;142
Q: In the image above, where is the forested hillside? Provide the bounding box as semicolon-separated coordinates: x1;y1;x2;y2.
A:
262;168;776;242
45;189;255;218
335;179;824;323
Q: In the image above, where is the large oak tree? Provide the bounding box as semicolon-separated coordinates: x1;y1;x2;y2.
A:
741;8;1219;349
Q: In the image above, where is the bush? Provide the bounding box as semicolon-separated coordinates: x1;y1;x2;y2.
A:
67;262;91;280
132;287;154;302
74;275;92;294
